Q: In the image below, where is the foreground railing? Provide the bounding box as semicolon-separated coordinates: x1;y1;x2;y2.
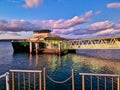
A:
79;73;120;90
1;70;120;90
10;70;42;90
0;72;9;90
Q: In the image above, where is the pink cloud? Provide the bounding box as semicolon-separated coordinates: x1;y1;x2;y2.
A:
0;19;35;32
0;10;94;33
107;2;120;8
84;10;93;17
51;11;93;29
87;21;113;31
32;11;93;29
2;10;120;39
23;0;43;8
95;29;120;36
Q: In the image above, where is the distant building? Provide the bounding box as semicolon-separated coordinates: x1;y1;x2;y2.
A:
29;29;68;50
30;29;60;42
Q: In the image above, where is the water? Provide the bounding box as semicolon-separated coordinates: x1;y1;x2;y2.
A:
0;41;120;90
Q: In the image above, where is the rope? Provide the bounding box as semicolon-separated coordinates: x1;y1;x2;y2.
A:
47;74;72;84
0;73;6;79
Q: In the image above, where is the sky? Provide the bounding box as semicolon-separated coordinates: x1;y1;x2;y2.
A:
0;0;120;39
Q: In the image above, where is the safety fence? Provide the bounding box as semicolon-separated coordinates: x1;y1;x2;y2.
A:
10;70;42;90
79;73;120;90
0;69;120;90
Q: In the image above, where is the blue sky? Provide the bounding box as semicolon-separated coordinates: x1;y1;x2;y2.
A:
0;0;120;39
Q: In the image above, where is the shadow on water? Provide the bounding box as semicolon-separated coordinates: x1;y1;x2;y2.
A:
0;41;120;90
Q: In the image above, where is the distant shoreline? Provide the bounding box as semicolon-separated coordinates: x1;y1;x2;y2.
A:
0;39;27;41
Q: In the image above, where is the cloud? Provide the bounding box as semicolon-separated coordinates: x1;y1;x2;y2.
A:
23;0;43;8
107;2;120;8
1;10;119;39
87;21;113;31
75;20;120;39
95;29;120;36
48;10;93;29
0;32;27;39
115;22;120;29
0;11;94;33
0;19;38;32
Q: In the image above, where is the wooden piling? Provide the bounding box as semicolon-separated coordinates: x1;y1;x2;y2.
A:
29;42;32;53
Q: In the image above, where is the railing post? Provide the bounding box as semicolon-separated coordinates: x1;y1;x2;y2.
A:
72;69;75;90
12;71;15;90
117;77;120;90
39;72;42;90
6;72;9;90
43;68;46;90
82;75;85;90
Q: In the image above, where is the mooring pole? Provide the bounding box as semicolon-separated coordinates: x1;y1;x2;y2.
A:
43;68;46;90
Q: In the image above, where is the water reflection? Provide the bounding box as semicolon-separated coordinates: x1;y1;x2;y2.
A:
26;53;120;90
70;54;120;74
28;53;120;74
76;49;120;60
0;41;13;74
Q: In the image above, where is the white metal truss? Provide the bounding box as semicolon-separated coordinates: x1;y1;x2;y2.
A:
68;37;120;49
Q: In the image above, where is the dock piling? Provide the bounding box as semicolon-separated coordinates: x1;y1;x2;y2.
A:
29;42;32;53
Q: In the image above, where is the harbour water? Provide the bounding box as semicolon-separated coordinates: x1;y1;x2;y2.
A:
0;41;120;90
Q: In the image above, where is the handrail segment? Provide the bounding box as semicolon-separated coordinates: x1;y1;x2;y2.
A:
10;69;42;90
79;73;120;90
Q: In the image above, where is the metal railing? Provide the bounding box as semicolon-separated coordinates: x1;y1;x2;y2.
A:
0;72;9;90
10;70;42;90
1;69;120;90
79;73;120;90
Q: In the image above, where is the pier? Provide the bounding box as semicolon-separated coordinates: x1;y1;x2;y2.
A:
12;36;120;54
12;30;120;55
12;30;75;54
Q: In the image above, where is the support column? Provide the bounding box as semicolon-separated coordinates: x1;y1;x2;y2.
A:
58;42;61;54
35;42;39;54
29;42;32;53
